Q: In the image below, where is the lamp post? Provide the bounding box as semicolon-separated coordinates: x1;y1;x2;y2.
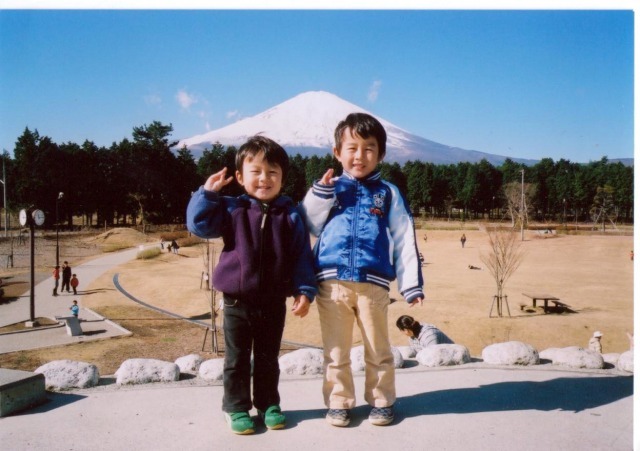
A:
0;151;7;237
56;192;64;266
520;169;525;241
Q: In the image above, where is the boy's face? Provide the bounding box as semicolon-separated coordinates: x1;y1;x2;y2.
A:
333;128;381;179
236;151;283;203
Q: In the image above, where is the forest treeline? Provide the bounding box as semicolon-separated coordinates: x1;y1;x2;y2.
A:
2;121;633;228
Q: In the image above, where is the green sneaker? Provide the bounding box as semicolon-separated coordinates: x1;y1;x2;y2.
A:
224;411;255;435
259;405;286;430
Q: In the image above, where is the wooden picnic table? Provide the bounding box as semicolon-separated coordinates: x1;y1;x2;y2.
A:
521;293;566;313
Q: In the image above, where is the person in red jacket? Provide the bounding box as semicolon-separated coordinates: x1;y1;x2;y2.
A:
70;274;79;295
52;265;60;296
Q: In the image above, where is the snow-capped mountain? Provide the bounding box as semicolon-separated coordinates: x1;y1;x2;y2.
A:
178;91;536;165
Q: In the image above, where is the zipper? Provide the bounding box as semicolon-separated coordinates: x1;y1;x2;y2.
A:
350;181;360;276
258;203;268;291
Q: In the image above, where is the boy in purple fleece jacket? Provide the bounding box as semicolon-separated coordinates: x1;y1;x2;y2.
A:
186;136;317;435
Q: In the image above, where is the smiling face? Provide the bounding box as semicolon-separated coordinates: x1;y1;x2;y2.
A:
333;127;381;179
235;151;283;203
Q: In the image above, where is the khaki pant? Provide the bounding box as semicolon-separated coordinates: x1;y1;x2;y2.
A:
317;280;395;409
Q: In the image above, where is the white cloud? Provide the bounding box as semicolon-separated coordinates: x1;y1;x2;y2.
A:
368;80;382;103
226;110;239;120
144;93;162;107
176;89;198;111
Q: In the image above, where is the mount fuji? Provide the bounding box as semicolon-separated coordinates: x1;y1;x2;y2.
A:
178;91;536;166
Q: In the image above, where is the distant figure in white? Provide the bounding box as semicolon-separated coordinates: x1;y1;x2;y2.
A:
588;330;603;353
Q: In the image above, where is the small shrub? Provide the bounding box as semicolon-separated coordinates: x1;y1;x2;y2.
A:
137;247;162;260
101;244;132;253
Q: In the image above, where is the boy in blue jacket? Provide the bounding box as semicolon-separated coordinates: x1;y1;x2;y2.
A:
302;113;423;427
187;135;317;435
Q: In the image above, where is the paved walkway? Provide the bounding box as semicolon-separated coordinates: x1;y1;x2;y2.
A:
0;365;634;450
0;246;154;353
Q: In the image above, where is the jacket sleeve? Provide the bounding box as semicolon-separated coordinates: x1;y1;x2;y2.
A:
289;206;318;302
186;186;228;239
300;181;335;237
385;182;425;303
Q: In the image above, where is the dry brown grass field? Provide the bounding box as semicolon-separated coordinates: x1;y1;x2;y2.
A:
0;224;634;375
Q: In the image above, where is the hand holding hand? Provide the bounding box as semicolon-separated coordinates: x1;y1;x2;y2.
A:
204;167;234;192
292;295;311;318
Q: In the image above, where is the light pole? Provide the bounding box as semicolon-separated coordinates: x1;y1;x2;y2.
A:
520;169;525;241
56;192;64;266
0;151;7;237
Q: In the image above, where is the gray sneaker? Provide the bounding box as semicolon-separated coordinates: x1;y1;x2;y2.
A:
368;405;394;426
326;409;350;427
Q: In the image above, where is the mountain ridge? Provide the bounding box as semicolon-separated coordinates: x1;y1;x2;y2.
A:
178;91;627;166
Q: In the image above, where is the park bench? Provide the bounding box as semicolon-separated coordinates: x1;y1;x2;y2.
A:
521;293;570;314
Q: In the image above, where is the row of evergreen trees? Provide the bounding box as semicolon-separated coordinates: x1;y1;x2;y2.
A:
3;121;633;228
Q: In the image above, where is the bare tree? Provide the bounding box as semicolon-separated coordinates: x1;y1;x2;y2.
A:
480;228;525;317
503;181;536;229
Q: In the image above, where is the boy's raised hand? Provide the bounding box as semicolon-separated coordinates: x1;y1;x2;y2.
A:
291;295;311;318
319;168;335;186
204;167;234;192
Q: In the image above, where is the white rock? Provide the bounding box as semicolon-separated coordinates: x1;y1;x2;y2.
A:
391;347;405;368
416;344;470;367
397;346;416;360
350;346;366;372
602;353;620;367
540;346;604;369
35;360;100;390
617;350;634;373
115;358;180;385
198;358;225;381
350;345;404;372
175;354;204;374
539;347;561;362
482;341;539;366
279;348;324;376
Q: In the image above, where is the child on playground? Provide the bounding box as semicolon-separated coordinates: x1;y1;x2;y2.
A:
70;274;79;295
186;135;317;435
301;112;424;427
69;300;79;318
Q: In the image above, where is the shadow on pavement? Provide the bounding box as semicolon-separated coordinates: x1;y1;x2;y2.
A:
392;375;633;421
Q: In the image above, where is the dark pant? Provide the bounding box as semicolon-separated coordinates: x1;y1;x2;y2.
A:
62;278;70;292
222;295;286;413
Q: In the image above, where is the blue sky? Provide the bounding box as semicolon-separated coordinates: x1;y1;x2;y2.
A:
0;8;635;163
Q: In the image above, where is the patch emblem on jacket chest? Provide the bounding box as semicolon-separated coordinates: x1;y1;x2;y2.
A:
370;193;385;217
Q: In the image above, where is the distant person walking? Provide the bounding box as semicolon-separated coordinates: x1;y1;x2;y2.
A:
170;239;180;254
52;265;60;296
61;261;72;293
460;234;467;248
70;274;79;295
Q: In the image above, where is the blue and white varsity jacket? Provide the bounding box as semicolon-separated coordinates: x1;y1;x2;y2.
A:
301;170;424;303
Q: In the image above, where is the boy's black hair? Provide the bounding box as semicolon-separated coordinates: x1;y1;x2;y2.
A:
334;112;387;160
235;135;290;179
396;315;422;337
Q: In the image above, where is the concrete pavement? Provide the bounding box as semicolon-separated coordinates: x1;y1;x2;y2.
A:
0;364;634;450
0;246;154;353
